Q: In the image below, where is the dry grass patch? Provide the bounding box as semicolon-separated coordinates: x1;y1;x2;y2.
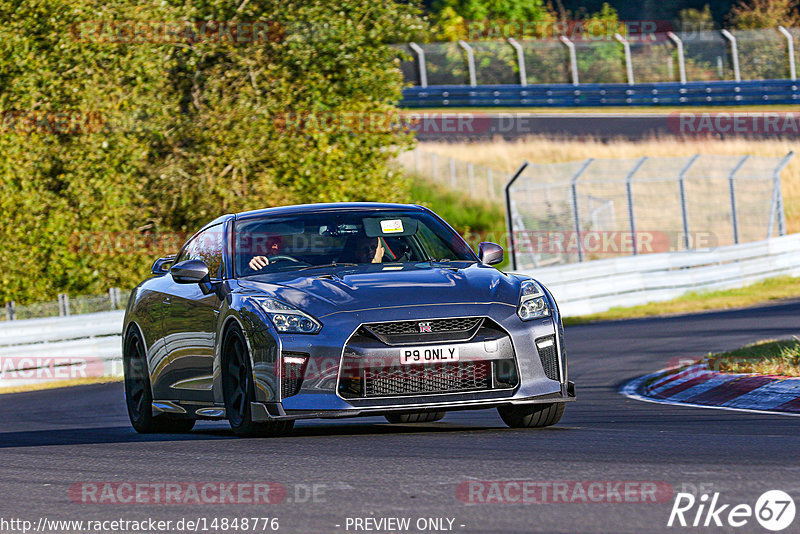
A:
706;338;800;377
419;137;800;233
0;376;122;394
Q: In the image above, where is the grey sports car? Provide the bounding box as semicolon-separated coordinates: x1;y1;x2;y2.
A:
123;203;575;436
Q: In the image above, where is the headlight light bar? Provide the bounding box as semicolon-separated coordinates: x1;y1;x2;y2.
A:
518;280;551;321
252;298;322;334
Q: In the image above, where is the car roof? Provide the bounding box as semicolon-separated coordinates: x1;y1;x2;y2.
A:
234;202;427;221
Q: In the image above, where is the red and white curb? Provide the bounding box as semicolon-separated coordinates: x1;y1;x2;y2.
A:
621;363;800;417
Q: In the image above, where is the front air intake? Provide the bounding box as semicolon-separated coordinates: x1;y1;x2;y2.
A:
536;336;560;381
281;353;308;399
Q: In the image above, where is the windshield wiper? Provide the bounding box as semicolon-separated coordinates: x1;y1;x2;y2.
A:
295;262;358;271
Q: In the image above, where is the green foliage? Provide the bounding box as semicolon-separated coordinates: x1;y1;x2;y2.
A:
430;0;555;41
729;0;800;29
678;5;716;32
0;0;423;303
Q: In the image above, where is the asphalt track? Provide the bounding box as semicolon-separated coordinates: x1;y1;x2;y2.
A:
411;113;800;141
2;300;800;533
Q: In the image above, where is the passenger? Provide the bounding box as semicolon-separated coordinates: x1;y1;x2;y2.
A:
344;236;385;264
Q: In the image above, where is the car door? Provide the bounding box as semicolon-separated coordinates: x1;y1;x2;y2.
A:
160;223;225;403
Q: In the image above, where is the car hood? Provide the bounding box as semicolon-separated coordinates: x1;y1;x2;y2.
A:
236;263;522;317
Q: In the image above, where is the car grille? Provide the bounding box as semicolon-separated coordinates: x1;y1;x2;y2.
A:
362;317;484;345
536;336;560;381
362;361;491;397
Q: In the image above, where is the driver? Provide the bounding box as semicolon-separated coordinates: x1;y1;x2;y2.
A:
248;236;282;270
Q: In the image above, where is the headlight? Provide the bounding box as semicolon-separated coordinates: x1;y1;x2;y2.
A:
252;298;322;334
517;280;551;321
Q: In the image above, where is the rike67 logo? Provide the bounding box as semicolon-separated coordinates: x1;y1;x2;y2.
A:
668;490;795;531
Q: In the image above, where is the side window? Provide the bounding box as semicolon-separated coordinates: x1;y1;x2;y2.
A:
176;224;224;279
416;223;453;260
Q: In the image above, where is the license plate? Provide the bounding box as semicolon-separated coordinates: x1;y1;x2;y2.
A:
400;345;460;365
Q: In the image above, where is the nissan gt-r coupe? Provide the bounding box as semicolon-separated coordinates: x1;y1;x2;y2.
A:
123;202;575;436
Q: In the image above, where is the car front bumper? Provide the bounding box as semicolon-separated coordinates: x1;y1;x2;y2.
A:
246;299;573;421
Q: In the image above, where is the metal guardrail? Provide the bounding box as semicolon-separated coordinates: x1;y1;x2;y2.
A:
401;79;800;108
0;310;124;389
525;233;800;316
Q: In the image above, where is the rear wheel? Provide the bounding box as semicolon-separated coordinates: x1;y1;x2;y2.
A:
498;402;565;428
124;330;195;434
222;324;294;437
385;411;446;424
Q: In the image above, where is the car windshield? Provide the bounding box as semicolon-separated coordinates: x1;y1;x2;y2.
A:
234;209;477;276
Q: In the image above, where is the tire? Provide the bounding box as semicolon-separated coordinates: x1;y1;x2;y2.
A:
221;324;294;438
498;402;565;428
385;411;446;424
124;330;195;434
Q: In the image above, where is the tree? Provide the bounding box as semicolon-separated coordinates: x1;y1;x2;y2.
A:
0;0;424;303
729;0;800;29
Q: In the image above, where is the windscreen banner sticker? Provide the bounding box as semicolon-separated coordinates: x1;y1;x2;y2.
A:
380;219;404;233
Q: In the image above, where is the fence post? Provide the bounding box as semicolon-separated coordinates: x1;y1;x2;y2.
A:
109;287;121;309
449;157;457;187
488;168;494;199
721;30;741;82
769;151;794;237
507;38;527;86
728;155;750;244
559;36;579;86
408;43;428;88
570;159;595;263
504;162;531;271
625;157;648;255
678;154;700;250
778;26;797;81
467;163;475;196
5;301;15;321
58;293;71;317
614;33;634;85
667;32;687;84
457;40;477;87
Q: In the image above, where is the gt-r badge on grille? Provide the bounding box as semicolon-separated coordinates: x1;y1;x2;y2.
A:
419;322;432;333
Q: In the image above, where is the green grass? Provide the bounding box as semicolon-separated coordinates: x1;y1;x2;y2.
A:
408;176;509;269
564;275;800;325
706;338;800;377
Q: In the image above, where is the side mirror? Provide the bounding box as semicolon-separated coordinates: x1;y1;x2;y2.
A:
478;242;503;266
171;259;210;284
151;255;176;275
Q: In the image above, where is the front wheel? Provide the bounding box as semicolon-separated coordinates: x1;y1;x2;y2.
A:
222;325;294;437
124;330;195;434
498;402;565;428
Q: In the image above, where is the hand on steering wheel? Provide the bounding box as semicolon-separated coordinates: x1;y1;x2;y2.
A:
248;255;304;271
